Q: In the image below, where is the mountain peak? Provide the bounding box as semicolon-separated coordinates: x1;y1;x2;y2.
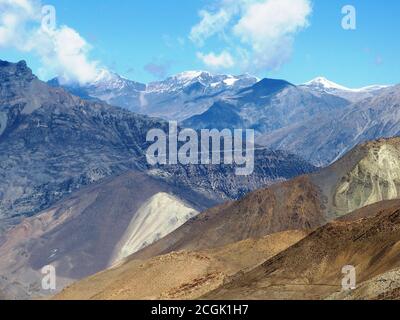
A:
174;70;211;80
0;60;34;80
304;77;350;91
304;76;391;93
238;78;294;98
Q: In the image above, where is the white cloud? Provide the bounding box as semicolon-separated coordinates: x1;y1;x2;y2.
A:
190;8;232;46
190;0;312;72
197;51;235;69
0;0;100;84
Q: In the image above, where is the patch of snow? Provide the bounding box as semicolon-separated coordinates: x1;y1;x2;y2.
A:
175;71;207;81
223;77;239;86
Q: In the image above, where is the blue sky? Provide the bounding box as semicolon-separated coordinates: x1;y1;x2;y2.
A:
1;0;399;87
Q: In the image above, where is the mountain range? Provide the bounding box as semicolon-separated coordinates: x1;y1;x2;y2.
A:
51;69;397;166
49;70;259;122
1;58;400;301
0;60;314;229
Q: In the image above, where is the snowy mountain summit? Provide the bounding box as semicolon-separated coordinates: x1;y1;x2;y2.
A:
302;76;391;102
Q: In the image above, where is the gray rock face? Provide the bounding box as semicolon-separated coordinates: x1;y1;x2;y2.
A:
0;60;316;228
0;61;166;226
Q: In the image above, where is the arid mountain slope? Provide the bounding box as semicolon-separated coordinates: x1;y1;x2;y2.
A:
55;230;308;300
0;171;214;299
205;200;400;300
132;138;400;260
132;176;324;260
327;267;400;300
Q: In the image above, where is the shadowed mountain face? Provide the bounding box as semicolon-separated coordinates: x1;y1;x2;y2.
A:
0;60;163;226
130;138;400;261
0;60;316;230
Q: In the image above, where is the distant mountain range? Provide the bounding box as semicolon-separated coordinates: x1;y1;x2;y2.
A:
50;70;397;166
48;70;259;122
259;83;400;165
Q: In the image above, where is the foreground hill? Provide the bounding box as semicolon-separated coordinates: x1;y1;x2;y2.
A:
205;199;400;300
55;231;308;300
56;199;400;300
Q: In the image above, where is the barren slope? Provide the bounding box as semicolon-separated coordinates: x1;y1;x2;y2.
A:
0;171;213;299
132;138;400;261
205;200;400;300
55;231;308;300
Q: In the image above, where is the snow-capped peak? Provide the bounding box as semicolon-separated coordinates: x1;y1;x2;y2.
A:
91;69;146;92
146;71;258;93
174;70;210;81
304;77;351;91
303;76;391;93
